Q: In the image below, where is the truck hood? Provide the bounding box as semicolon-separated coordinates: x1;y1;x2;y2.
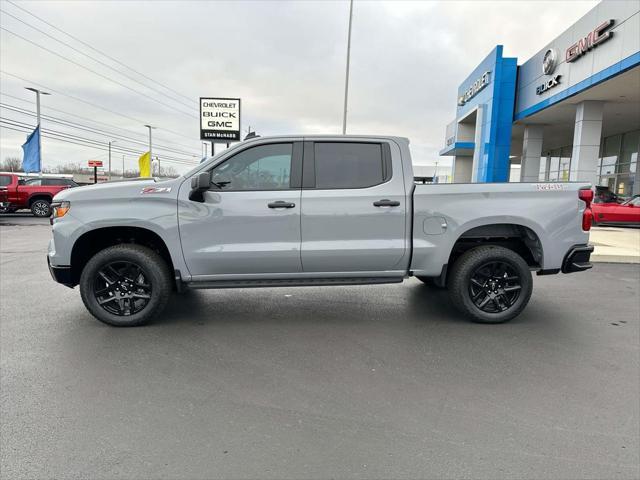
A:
53;177;182;203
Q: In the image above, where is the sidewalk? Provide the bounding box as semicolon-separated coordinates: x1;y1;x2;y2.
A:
590;226;640;263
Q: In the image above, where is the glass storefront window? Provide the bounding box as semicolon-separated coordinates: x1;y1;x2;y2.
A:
559;146;571;181
548;149;560;181
597;130;639;198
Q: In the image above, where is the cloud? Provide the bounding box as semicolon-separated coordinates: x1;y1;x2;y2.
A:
0;0;597;173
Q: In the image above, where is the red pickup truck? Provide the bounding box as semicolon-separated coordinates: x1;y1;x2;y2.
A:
0;173;78;217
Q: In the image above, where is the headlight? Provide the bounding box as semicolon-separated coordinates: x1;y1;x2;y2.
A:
51;201;70;220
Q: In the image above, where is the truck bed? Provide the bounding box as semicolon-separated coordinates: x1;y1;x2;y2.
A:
410;182;591;277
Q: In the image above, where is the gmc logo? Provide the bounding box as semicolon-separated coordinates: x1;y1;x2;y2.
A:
566;19;614;63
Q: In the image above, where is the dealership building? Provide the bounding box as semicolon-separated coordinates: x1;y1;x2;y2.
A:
440;0;640;197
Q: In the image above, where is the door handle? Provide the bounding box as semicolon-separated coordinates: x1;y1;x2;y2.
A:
373;199;400;207
268;201;296;209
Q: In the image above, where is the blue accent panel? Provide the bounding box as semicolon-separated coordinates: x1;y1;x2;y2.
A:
441;46;517;182
514;51;640;121
439;142;474;156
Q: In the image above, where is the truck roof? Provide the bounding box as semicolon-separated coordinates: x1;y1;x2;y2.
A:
242;134;410;144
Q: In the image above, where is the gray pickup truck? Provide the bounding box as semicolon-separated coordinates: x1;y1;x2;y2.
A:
48;135;594;327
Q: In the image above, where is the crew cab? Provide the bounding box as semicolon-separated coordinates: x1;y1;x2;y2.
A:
0;173;78;216
47;135;594;327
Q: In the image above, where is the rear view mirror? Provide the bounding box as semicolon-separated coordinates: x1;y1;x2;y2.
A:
189;172;211;202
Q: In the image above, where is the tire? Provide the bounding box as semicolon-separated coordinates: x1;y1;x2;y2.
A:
416;276;446;289
30;199;51;217
448;245;532;324
79;244;172;327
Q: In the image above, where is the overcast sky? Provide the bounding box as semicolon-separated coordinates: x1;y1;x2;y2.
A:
0;0;598;174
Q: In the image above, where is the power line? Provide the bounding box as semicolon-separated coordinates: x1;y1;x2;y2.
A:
1;26;198;119
0;91;199;151
1;118;199;166
0;7;197;111
1;102;199;157
5;0;196;104
0;70;198;142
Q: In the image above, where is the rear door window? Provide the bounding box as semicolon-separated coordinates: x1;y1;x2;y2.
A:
0;175;11;186
314;142;386;189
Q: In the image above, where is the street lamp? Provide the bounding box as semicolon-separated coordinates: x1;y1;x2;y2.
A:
342;0;354;135
25;87;51;172
108;140;117;180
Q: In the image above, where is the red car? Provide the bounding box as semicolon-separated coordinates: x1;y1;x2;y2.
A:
592;195;640;226
0;173;78;217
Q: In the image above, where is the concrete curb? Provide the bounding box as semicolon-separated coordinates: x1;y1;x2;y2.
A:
591;255;640;264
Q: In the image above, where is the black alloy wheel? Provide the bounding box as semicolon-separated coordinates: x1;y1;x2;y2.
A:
468;261;522;313
79;244;171;326
448;245;533;324
93;261;152;316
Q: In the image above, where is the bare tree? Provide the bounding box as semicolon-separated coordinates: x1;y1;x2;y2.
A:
0;157;23;172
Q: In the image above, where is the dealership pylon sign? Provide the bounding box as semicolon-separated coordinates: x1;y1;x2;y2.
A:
200;97;241;142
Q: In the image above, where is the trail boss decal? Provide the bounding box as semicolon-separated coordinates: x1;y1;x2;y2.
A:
536;183;567;191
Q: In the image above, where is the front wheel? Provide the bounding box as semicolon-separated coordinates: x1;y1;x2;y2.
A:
448;246;533;324
31;199;51;217
79;244;172;327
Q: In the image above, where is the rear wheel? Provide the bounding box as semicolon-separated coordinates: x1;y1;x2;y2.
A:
448;246;532;324
31;199;51;217
79;244;171;327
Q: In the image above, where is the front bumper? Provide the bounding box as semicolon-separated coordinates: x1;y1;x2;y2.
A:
562;244;594;273
47;256;75;288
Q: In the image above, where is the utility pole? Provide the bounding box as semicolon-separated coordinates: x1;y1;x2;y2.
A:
342;0;354;135
122;154;125;179
108;140;117;180
25;87;50;172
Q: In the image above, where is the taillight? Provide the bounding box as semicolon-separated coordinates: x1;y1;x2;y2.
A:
579;188;593;231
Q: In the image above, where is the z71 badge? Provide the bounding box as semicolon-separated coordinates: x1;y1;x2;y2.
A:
141;186;172;194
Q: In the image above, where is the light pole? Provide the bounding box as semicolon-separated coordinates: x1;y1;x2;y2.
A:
342;0;354;135
108;140;117;180
122;154;125;179
144;124;156;174
25;87;51;172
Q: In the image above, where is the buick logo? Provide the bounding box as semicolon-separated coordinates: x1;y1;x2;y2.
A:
542;48;557;75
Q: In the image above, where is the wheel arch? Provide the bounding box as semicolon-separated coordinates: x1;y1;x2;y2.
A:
69;226;176;287
28;193;53;205
440;223;543;285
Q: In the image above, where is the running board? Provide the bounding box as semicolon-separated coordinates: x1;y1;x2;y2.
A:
185;277;403;289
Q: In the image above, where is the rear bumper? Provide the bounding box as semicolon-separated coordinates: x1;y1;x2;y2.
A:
47;256;75;288
562;244;594;273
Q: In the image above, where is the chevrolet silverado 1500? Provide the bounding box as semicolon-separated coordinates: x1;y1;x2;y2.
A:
48;135;594;326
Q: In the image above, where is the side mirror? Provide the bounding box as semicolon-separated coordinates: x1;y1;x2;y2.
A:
189;171;211;202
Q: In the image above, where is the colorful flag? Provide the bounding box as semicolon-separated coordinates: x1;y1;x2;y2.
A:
21;126;41;173
138;151;151;177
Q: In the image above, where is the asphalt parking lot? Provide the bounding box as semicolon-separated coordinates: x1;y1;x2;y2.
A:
1;216;639;479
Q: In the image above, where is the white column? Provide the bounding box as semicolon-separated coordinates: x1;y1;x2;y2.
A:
453;156;473;182
570;101;604;187
520;125;544;182
470;104;484;183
